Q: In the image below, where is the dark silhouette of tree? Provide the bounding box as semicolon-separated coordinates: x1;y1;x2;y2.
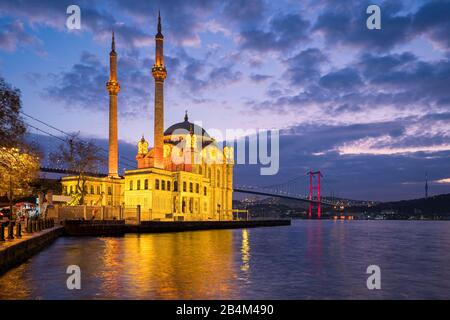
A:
0;76;26;148
50;133;105;205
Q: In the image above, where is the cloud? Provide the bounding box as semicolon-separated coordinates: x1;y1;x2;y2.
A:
284;48;328;85
313;0;413;52
250;74;273;82
239;12;310;52
413;0;450;50
0;20;41;52
319;67;363;91
43;51;152;117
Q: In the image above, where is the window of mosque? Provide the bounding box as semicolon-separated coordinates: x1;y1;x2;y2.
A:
217;171;221;187
208;168;211;179
130;180;133;190
144;179;148;190
182;198;186;213
155;179;160;190
70;186;73;194
189;198;193;212
189;182;193;193
174;181;178;192
90;185;94;194
183;182;186;192
137;180;141;190
97;186;101;195
204;186;207;196
108;187;112;195
196;183;199;193
167;181;171;191
162;180;166;190
63;186;67;195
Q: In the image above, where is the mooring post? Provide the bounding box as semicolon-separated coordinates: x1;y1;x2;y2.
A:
0;223;5;241
16;222;22;238
7;221;14;240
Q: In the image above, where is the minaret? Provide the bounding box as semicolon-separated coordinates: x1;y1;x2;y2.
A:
151;11;167;169
106;31;120;177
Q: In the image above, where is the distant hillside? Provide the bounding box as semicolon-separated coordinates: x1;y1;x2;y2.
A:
349;193;450;215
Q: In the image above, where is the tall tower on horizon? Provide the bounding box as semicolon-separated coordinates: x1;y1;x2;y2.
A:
106;31;120;177
151;11;167;169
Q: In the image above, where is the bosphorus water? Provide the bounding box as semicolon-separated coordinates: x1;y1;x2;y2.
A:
1;220;450;299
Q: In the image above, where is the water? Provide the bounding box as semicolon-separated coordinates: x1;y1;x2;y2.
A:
1;220;450;299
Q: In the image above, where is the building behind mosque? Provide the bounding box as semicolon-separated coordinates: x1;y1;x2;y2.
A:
61;13;234;221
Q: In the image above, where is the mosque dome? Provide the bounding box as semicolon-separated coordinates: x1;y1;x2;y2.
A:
164;112;213;147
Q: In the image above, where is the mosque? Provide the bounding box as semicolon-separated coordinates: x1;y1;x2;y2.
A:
61;13;234;221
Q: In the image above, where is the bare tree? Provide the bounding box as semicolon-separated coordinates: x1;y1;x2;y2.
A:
50;133;105;205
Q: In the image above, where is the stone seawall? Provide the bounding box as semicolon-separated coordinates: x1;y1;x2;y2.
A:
0;226;64;275
63;220;291;236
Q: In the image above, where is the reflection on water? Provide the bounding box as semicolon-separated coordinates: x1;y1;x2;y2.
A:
1;220;450;299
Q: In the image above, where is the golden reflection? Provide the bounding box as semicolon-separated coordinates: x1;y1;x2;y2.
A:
240;229;250;273
119;230;236;299
0;230;239;299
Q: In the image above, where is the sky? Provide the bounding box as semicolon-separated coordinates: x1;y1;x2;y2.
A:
1;0;450;201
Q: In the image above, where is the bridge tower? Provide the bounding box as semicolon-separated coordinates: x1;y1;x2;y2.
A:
308;171;322;219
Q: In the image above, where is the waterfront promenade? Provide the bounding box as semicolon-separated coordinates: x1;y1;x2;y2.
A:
0;221;63;274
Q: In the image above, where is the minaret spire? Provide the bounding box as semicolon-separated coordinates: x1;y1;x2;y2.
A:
152;11;167;169
106;30;120;177
111;31;115;52
158;10;162;34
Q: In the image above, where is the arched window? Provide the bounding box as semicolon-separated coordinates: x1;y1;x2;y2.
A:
144;179;148;190
137;180;141;190
97;186;101;194
208;168;211;179
162;180;166;190
189;182;193;193
90;185;94;194
174;181;178;192
108;187;112;195
155;179;160;190
167;181;171;191
196;183;199;193
183;182;187;192
130;180;133;190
